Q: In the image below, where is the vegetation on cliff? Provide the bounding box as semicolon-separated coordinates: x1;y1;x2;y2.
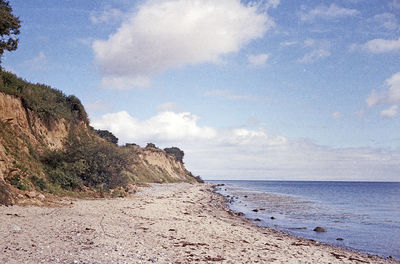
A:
0;70;89;126
95;129;119;145
0;70;202;205
164;147;185;163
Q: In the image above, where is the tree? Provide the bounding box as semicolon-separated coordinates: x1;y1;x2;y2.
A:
0;0;20;64
164;147;184;164
146;143;157;149
95;129;118;145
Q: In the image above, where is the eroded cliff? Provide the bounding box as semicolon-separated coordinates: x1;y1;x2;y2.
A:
0;71;200;205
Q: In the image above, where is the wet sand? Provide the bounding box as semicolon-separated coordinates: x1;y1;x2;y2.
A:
0;183;396;263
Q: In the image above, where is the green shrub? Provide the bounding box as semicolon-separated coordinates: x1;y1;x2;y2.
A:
95;129;118;145
45;168;82;190
41;134;130;190
8;174;28;190
30;174;47;191
0;70;89;126
164;147;184;163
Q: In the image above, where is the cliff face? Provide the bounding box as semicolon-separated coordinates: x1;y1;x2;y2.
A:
0;92;69;150
0;91;75;204
0;72;199;205
126;145;197;183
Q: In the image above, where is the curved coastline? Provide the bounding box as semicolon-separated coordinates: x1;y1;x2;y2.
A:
211;183;399;262
0;183;397;263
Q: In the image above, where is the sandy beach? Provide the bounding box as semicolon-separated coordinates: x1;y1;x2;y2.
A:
0;183;396;263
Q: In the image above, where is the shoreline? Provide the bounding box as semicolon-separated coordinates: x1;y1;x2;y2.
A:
0;183;397;263
211;184;398;262
212;181;400;260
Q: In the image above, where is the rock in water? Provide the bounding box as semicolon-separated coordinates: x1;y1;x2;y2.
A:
313;227;327;232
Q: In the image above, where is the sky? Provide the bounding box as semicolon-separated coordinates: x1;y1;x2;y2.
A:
2;0;400;181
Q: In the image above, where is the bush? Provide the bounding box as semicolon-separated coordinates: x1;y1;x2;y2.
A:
45;168;82;190
30;174;47;191
164;147;184;163
41;134;130;190
95;129;118;145
8;173;28;190
194;175;204;183
146;143;157;149
0;70;89;126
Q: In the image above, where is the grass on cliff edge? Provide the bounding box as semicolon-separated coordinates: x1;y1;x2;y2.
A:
0;70;203;203
0;69;89;127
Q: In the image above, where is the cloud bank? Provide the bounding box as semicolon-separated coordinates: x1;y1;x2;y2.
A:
93;0;274;90
92;111;400;181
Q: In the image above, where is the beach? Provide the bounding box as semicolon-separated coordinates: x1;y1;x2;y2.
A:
0;183;395;263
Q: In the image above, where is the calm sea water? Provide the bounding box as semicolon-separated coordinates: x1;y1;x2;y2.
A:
211;180;400;259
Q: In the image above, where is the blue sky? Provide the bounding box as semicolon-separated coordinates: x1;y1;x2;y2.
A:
3;0;400;181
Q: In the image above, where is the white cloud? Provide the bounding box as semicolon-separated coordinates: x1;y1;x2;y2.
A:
366;90;382;107
303;39;315;47
332;112;342;119
299;39;331;63
299;48;331;63
248;53;269;67
366;72;400;106
92;111;217;144
380;105;398;118
92;110;400;181
90;7;124;24
93;0;274;90
264;0;280;9
300;4;359;22
373;13;398;30
205;89;267;101
280;40;297;47
363;37;400;53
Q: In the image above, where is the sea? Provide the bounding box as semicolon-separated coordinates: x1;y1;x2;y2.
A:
210;180;400;260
